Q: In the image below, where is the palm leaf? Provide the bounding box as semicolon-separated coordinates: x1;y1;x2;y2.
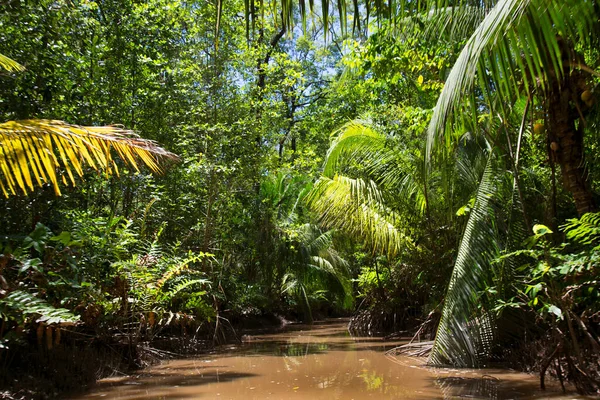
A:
297;224;334;255
324;120;431;215
562;212;600;247
295;224;349;276
306;174;411;256
426;0;599;160
388;5;489;44
323;120;394;178
428;151;501;367
0;119;178;197
228;0;496;39
0;53;25;72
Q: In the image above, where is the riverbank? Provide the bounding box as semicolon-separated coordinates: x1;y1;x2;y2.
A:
0;313;289;400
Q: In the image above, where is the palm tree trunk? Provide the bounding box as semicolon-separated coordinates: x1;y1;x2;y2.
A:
546;41;595;216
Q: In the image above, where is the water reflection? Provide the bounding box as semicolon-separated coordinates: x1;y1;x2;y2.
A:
76;319;583;400
240;341;331;357
436;376;501;399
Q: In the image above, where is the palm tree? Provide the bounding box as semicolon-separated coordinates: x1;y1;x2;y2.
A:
282;223;351;323
305;120;419;257
307;117;506;366
0;54;177;197
424;0;599;216
420;0;600;366
254;171;352;321
298;0;600;367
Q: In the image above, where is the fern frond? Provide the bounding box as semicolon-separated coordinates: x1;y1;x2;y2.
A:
562;213;600;247
167;279;210;298
1;290;79;325
281;273;298;294
156;253;207;289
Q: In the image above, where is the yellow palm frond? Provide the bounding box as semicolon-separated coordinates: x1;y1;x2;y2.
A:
306;175;412;257
0;53;25;72
0;119;178;196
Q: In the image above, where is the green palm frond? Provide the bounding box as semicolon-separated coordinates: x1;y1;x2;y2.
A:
307;255;336;274
454;134;490;196
324;120;395;178
298;226;334;260
562;212;600;247
281;272;298;294
424;6;489;41
306;175;411;256
324;120;407;193
426;0;599;160
284;223;352;316
323;120;432;215
389;5;489;44
429;151;502;367
233;0;499;40
398;151;431;216
0;119;178;197
295;224;349;274
281;273;314;322
310;121;417;255
0;53;25;72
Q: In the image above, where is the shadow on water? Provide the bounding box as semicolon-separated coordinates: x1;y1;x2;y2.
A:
92;371;258;389
87;371;259;400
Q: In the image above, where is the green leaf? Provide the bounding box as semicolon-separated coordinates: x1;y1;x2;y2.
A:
533;224;553;236
429;152;501;368
547;305;563;320
1;290;79;325
51;231;72;246
23;223;51;253
18;258;42;274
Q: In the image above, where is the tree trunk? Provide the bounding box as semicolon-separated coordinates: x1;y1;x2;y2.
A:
546;40;596;216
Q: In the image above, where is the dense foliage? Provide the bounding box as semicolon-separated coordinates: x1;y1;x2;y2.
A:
0;0;599;397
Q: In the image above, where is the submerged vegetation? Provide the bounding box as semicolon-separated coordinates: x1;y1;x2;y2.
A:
0;0;599;397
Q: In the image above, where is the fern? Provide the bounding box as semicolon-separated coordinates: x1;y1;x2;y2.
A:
156;253;205;290
1;290;79;324
166;278;209;298
562;212;600;248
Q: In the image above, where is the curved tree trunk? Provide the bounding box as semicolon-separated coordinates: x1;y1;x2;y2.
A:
546;40;596;216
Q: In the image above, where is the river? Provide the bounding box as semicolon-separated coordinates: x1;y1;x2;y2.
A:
77;319;582;399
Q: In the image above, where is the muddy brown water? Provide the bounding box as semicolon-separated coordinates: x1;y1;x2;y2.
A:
77;319;586;399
